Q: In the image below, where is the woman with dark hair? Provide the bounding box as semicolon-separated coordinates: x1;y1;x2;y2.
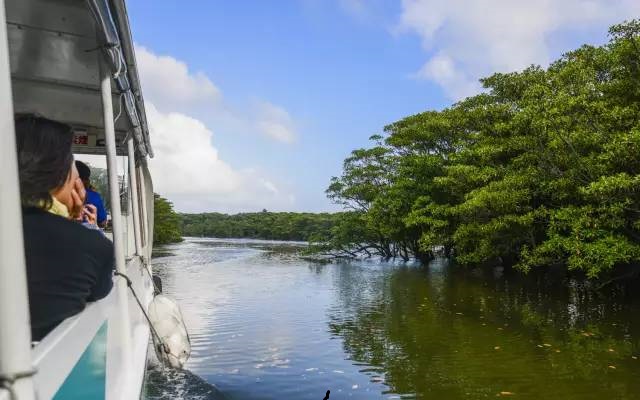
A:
15;114;115;341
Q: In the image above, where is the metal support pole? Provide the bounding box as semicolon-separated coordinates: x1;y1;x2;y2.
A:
127;138;142;256
0;0;36;397
100;62;132;366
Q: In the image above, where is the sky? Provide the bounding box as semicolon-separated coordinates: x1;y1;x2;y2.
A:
126;0;640;214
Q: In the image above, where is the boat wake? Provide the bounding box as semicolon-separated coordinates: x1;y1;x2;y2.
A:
143;365;227;400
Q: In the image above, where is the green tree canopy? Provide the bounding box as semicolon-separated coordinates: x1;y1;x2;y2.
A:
321;20;640;279
154;194;183;245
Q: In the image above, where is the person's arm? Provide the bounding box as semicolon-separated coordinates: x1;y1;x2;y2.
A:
88;239;114;301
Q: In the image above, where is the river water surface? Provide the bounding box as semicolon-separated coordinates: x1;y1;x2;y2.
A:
143;238;640;399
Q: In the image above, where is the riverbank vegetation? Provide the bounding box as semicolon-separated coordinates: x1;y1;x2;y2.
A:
314;21;640;280
154;194;183;244
180;211;339;241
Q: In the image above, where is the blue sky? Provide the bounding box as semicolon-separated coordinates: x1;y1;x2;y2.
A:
127;0;639;213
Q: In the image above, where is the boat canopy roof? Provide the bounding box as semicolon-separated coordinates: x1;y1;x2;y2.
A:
6;0;152;158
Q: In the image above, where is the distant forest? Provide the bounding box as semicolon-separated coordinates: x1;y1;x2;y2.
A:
179;212;339;241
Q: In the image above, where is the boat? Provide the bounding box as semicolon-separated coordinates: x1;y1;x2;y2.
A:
0;0;158;398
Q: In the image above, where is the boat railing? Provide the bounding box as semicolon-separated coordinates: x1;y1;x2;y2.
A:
7;254;152;400
30;293;115;399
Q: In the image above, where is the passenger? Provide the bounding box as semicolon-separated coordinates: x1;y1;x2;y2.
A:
14;114;115;341
75;197;102;232
75;160;108;227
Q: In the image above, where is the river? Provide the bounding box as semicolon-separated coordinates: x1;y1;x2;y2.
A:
142;238;640;399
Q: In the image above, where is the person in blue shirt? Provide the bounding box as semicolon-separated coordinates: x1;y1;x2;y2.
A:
75;160;107;227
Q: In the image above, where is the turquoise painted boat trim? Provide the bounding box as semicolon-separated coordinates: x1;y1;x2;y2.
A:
53;321;108;400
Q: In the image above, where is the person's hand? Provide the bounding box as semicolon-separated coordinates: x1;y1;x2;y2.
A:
83;204;98;226
70;178;86;220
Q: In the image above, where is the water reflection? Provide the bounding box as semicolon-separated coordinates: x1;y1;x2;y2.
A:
145;239;640;400
328;259;640;399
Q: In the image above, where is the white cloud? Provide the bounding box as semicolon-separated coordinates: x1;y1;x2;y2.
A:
136;46;220;113
398;0;640;100
136;45;298;146
146;103;238;196
255;100;297;144
146;103;295;212
260;179;279;195
136;47;297;212
339;0;368;19
414;52;480;100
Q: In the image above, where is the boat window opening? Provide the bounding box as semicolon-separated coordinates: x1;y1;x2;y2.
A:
136;167;147;248
12;115;116;343
73;154;130;227
119;155;129;218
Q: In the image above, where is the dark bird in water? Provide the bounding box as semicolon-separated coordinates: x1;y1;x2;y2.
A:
323;390;330;400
